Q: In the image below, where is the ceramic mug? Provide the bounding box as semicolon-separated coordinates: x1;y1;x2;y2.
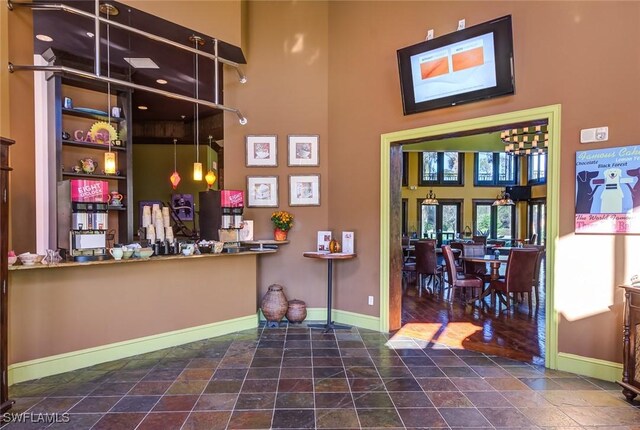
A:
109;247;124;260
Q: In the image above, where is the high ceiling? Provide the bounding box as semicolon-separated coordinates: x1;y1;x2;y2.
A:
32;0;246;123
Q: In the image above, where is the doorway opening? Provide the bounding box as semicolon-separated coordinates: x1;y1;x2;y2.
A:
379;105;561;369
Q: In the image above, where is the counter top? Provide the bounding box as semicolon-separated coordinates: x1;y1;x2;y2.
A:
8;249;276;271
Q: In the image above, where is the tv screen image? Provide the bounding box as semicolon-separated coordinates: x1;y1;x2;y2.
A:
398;15;514;115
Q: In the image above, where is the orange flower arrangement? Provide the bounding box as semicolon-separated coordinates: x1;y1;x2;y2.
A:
271;211;294;231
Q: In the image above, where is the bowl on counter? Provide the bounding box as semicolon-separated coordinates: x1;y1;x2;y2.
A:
134;247;154;259
8;256;17;266
18;253;39;266
198;244;212;254
122;249;134;259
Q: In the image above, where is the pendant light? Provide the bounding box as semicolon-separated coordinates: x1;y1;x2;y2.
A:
205;135;217;188
191;35;203;181
103;13;116;175
421;189;439;205
170;138;181;189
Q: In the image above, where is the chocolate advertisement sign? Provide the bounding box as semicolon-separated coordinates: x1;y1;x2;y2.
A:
575;144;640;234
70;179;109;202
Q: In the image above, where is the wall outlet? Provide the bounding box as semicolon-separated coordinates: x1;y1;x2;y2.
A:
368;296;374;306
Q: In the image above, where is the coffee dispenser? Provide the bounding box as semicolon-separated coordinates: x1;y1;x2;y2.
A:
199;190;244;241
57;180;109;261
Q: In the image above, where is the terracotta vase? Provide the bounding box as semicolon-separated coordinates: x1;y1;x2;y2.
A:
261;284;288;327
274;228;288;241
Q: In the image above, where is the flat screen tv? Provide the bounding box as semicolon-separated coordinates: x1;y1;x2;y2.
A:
397;15;515;115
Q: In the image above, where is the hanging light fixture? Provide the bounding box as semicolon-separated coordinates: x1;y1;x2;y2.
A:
492;189;514;206
205;135;217;188
421;189;439;205
103;11;116;175
170;138;181;189
191;35;203;181
501;124;549;155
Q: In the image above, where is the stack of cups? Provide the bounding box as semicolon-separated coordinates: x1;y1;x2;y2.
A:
165;227;174;242
142;205;152;228
146;224;156;243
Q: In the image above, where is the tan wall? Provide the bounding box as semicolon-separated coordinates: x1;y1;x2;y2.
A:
1;5;10;137
224;1;331;308
8;255;257;363
120;0;242;47
327;1;640;362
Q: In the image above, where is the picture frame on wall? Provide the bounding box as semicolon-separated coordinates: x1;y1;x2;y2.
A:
288;135;319;166
246;135;278;167
289;174;320;206
247;175;279;207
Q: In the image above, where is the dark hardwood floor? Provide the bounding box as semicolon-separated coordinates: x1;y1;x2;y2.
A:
401;259;546;365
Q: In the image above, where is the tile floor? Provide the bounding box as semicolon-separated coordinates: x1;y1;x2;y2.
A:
2;324;639;429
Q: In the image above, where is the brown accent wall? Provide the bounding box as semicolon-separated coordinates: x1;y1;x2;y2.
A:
8;255;257;363
224;1;331;308
326;1;640;363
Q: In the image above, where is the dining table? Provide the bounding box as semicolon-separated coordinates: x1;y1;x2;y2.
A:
459;254;510;304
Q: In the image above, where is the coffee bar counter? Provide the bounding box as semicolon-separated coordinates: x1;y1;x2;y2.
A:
7;249;274;384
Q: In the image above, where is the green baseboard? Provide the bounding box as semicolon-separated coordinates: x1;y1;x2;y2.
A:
556;352;622;382
259;308;381;332
9;314;258;385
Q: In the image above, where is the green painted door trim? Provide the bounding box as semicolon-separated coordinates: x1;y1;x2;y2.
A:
9;314;258;385
557;352;623;382
380;104;561;370
258;308;381;332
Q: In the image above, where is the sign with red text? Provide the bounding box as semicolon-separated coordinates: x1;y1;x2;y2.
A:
70;179;109;202
575;144;640;234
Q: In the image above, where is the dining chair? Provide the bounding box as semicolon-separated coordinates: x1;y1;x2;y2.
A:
523;244;545;304
414;240;442;297
489;248;539;312
462;243;489;282
472;235;487;246
448;241;465;273
441;245;484;304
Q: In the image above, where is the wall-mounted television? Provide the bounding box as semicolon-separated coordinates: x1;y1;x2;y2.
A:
506;185;531;202
397;15;515;115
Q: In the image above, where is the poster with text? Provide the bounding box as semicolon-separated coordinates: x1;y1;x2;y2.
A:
575;144;640;234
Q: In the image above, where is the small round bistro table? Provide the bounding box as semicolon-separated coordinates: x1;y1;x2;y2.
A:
303;252;357;332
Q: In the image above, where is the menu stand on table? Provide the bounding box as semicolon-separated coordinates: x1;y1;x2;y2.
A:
303;252;356;333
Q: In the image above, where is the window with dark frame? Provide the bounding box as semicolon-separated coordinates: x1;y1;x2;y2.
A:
472;200;516;240
528;152;547;185
474;152;518;186
418;199;462;245
528;198;546;245
418;151;464;186
402;152;409;187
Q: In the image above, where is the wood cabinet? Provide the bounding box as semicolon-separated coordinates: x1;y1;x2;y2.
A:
0;137;13;413
54;75;133;245
618;284;640;402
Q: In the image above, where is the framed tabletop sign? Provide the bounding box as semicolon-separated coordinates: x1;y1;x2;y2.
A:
288;135;319;166
246;135;278;167
247;175;279;207
289;174;320;206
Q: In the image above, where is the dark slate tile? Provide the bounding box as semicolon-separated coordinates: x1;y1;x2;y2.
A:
272;409;315;429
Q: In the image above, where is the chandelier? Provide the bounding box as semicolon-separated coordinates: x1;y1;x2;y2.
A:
501;125;548;155
421;189;439;205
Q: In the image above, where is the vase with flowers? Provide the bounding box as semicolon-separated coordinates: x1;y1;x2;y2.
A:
271;210;293;241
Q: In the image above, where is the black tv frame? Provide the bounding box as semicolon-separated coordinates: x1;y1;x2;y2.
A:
397;15;515;115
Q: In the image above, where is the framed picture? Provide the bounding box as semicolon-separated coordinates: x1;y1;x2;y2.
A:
172;193;194;221
246;135;278;167
288;134;319;166
289;174;320;206
247;176;279;207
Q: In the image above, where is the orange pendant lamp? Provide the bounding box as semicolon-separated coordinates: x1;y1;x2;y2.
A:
205;135;217;188
170;138;181;189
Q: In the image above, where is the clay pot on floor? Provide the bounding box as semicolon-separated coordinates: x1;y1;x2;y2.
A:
261;284;288;327
286;299;307;324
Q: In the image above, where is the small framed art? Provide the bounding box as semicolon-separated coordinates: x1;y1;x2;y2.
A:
246;135;278;167
288;134;319;166
289;174;320;206
247;176;279;207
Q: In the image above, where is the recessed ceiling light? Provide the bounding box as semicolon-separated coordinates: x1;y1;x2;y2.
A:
156;79;168;85
86;32;95;38
36;34;53;42
123;57;159;69
137;105;148;110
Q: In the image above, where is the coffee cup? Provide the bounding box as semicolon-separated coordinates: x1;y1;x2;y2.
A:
109;247;124;260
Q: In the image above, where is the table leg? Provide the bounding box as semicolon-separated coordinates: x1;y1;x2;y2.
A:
309;259;351;332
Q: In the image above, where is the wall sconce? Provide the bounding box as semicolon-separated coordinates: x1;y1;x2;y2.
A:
421;189;439;205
